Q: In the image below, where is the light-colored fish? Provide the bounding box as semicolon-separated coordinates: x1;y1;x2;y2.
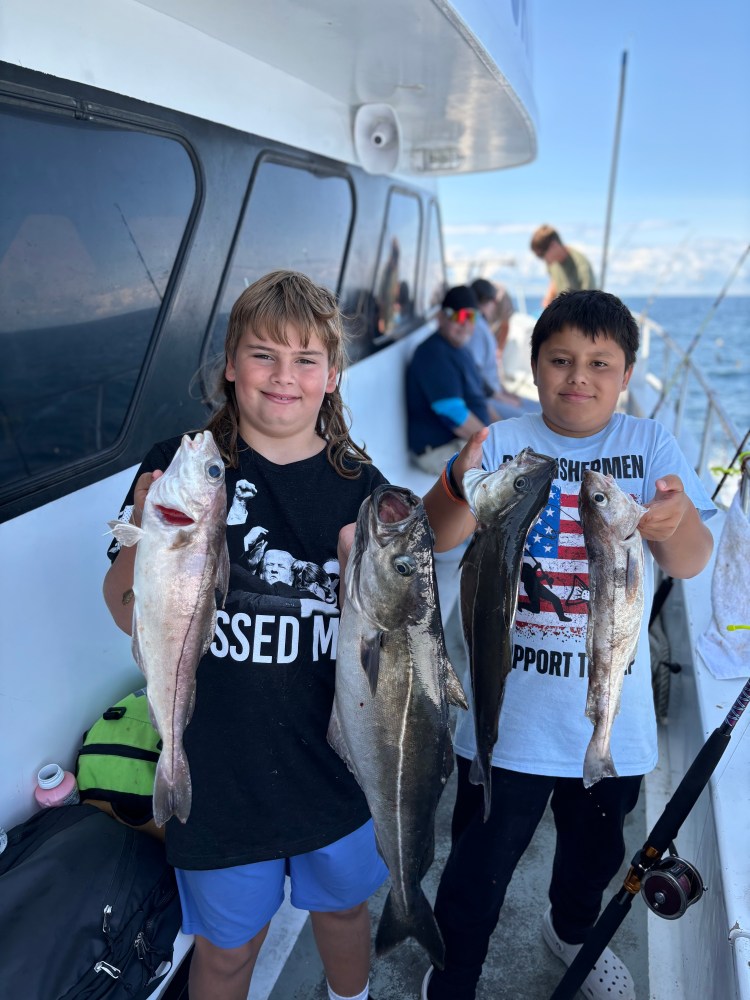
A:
109;432;229;825
328;485;467;969
578;470;646;788
461;448;557;820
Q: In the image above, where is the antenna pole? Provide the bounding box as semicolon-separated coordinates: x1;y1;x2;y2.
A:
600;51;628;289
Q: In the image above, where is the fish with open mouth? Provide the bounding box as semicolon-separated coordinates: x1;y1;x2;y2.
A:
109;431;229;825
578;470;646;788
328;484;467;969
461;448;557;820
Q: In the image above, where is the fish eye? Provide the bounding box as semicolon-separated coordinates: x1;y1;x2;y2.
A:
514;476;529;491
593;491;607;505
206;462;224;481
393;555;416;577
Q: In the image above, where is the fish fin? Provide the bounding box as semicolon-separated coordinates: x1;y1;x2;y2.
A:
469;753;492;822
130;607;152;681
216;543;230;608
107;520;144;547
458;529;482;571
360;631;382;696
625;549;641;597
375;888;445;971
326;702;356;775
444;656;468;710
152;747;192;826
185;685;197;726
373;826;387;865
583;739;618;788
201;610;218;658
583;577;596;663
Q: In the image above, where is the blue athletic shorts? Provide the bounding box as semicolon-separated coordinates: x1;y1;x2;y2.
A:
175;819;388;949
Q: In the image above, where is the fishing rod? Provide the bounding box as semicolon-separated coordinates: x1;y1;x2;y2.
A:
650;243;750;418
600;50;628;290
711;431;750;503
549;674;750;1000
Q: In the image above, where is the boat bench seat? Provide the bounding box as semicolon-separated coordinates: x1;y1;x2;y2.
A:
344;326;465;627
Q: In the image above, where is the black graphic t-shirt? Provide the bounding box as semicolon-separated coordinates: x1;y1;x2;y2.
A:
109;436;386;868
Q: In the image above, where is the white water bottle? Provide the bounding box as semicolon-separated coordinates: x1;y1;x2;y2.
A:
0;826;7;855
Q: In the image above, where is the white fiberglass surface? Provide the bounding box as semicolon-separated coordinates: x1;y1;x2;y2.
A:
0;469;140;829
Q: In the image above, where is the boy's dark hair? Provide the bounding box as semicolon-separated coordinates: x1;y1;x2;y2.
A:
531;290;639;368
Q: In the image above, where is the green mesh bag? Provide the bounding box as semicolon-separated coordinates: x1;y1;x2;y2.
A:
76;688;161;827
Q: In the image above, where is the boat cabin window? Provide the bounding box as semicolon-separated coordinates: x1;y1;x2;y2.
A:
422;200;447;316
372;189;422;345
206;157;354;359
0;104;196;490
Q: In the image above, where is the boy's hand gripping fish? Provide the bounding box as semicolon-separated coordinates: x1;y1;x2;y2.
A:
461;448;557;820
578;471;646;788
328;485;467;970
108;432;229;825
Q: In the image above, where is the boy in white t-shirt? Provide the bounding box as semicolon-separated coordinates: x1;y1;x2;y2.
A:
420;290;714;1000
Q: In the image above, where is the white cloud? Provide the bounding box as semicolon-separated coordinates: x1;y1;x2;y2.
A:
442;222;540;237
445;227;750;296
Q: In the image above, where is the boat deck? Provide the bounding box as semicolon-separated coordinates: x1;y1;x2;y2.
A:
261;596;650;1000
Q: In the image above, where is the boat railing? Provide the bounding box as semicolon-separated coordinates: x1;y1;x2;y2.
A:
741;454;750;515
634;314;743;506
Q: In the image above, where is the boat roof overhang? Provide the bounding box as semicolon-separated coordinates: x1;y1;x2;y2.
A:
139;0;538;176
1;0;537;176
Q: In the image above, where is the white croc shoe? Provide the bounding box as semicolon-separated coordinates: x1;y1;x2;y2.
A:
420;967;433;1000
541;906;636;1000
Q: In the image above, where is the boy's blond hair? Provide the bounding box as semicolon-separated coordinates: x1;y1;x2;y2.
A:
206;270;371;477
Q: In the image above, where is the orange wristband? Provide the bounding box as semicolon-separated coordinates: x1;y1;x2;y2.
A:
441;466;467;505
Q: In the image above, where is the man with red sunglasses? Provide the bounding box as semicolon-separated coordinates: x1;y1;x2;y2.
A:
406;285;490;476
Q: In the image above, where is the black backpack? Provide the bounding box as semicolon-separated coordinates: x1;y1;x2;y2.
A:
0;803;182;999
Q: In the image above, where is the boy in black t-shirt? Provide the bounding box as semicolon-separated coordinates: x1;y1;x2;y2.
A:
104;271;388;1000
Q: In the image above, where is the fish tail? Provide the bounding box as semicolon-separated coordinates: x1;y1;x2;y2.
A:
469;753;492;821
375;888;445;970
152;747;192;826
583;739;618;789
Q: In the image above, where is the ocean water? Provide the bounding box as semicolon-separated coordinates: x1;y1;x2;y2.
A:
522;294;750;470
624;295;749;444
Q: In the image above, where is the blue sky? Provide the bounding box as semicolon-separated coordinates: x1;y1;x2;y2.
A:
438;1;750;298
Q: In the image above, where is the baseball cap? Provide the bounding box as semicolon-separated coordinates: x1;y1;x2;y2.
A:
441;285;478;312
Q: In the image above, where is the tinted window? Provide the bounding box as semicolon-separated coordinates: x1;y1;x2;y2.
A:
208;158;353;357
422;201;447;314
372;190;422;344
0;105;196;488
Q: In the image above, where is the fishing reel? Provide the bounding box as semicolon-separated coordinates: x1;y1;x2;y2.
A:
640;849;704;919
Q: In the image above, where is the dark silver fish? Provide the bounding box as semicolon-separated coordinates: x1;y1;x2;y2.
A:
328;485;467;969
461;448;557;820
109;432;229;825
579;471;646;788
